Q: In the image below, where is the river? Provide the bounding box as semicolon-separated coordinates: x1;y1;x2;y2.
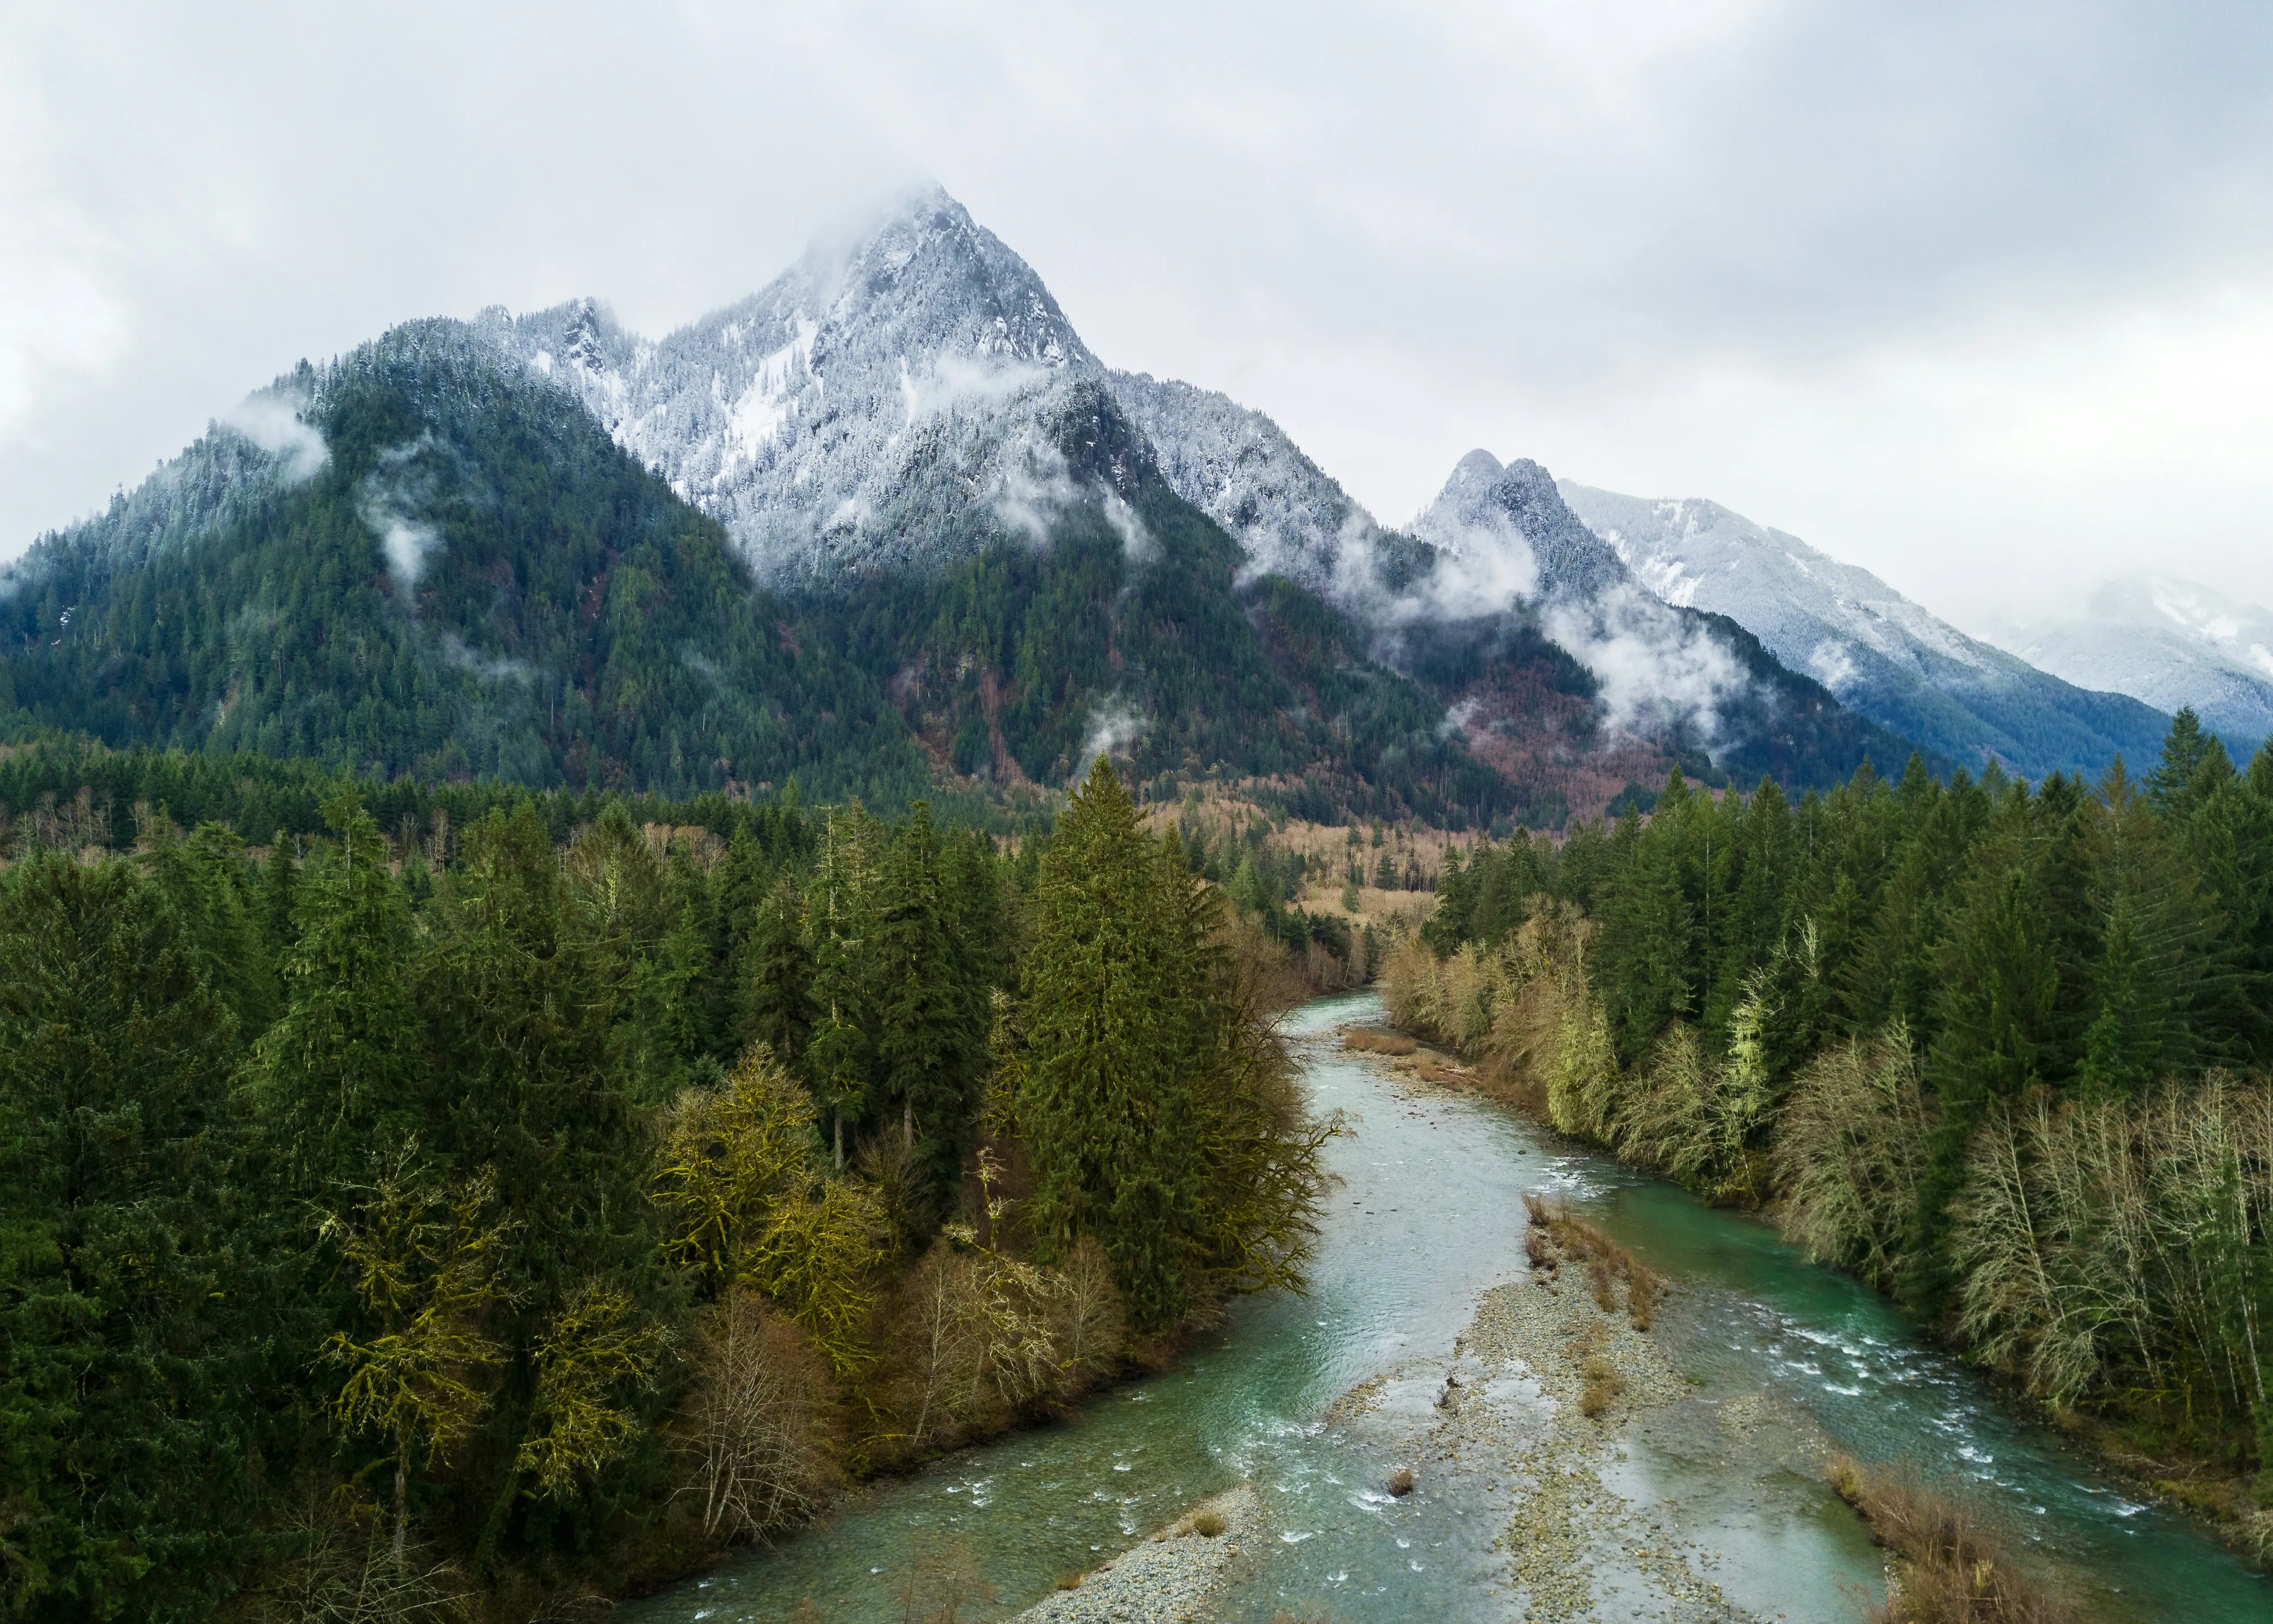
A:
625;991;2270;1622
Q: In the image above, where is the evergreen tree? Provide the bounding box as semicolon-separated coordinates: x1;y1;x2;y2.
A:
2146;706;2226;821
2077;759;2210;1090
143;817;277;1038
1017;758;1203;1330
0;854;254;1620
415;802;658;1564
804;808;883;1165
1600;780;1695;1062
743;870;817;1079
873;803;982;1207
262;829;300;959
251;795;424;1193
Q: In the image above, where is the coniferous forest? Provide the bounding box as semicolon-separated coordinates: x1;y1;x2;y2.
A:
0;755;1330;1621
1390;710;2273;1486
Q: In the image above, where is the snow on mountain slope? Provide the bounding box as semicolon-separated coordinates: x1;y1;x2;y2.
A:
1104;370;1388;600
477;187;1135;580
1416;452;1629;602
3;372;329;589
1557;483;2171;779
1988;576;2273;753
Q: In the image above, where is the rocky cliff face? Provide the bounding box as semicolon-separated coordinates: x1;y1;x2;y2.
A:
1415;452;1630;603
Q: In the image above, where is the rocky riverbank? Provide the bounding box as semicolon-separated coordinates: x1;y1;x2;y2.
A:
1319;1042;1871;1622
1012;1486;1264;1623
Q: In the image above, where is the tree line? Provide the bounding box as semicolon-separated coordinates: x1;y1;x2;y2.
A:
0;756;1329;1621
1393;711;2273;1504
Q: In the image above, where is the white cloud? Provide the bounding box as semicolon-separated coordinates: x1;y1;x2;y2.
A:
1101;491;1156;564
1075;700;1145;781
899;352;1045;424
989;437;1079;546
438;632;534;683
223;386;327;483
357;439;443;596
1544;581;1752;744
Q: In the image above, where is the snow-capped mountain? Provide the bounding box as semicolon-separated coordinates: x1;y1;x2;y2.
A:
477;187;1137;580
3;184;1937;817
1415;452;1629;602
1558;484;2171;779
1986;576;2273;753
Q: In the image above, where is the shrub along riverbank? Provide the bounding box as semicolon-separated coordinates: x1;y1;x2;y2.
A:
1386;711;2273;1557
0;756;1331;1621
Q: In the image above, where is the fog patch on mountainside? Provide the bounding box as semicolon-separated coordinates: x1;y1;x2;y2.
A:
1076;700;1146;781
1545;582;1751;743
899;353;1049;426
438;632;538;685
222;385;329;485
357;436;447;597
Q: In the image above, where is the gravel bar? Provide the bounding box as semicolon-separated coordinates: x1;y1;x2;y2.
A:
1011;1485;1263;1624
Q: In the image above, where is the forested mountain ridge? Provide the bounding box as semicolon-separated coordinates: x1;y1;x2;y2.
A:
0;319;1531;821
2;188;1940;823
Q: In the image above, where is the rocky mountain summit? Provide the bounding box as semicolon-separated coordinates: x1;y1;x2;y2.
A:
480;188;1128;581
1415;452;1628;602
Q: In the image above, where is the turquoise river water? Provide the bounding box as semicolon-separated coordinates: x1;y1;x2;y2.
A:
623;992;2270;1622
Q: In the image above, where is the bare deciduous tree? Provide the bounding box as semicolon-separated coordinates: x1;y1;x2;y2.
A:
682;1288;836;1542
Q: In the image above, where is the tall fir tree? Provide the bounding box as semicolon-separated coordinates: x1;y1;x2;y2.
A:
873;803;982;1205
1017;758;1204;1330
250;795;424;1194
804;807;882;1164
743;869;818;1080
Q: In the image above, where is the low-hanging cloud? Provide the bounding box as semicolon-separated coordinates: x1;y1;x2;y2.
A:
1074;698;1145;782
990;439;1157;564
1101;490;1156;564
991;437;1077;546
1544;581;1751;744
223;386;328;484
357;435;444;597
438;631;536;684
1294;507;1542;670
900;353;1048;425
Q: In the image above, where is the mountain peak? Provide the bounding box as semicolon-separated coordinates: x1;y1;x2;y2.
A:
767;184;1095;376
1415;451;1627;600
480;187;1113;578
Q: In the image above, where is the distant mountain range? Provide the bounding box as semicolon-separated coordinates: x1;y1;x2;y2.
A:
1984;576;2273;755
9;184;2181;826
1554;486;2176;782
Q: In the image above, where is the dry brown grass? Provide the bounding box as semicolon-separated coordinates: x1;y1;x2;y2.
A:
1571;1321;1626;1419
1829;1456;2076;1624
1523;1194;1661;1330
1153;1504;1232;1542
1339;1026;1418;1056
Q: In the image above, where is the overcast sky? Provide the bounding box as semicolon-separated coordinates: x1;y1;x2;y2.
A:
9;1;2273;630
